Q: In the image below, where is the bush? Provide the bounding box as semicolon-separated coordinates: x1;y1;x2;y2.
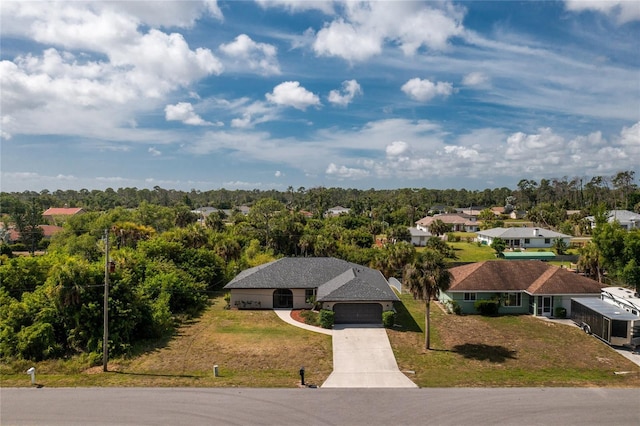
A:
10;243;26;252
554;306;567;318
382;310;395;328
446;300;462;315
474;300;500;316
319;309;334;329
300;310;320;326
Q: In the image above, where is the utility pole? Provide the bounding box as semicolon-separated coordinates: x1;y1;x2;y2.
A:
103;229;109;372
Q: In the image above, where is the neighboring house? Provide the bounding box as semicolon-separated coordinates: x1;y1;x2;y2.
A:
42;207;85;225
476;227;570;249
224;257;398;324
454;206;485;217
439;260;603;316
415;213;480;233
509;210;527;219
326;206;350;217
3;224;63;243
408;227;432;246
586;210;640;231
491;207;505;216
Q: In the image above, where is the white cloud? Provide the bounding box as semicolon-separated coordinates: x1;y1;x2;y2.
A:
148;147;162;156
385;141;410;157
401;78;454;102
313;19;383;62
312;2;465;62
326;163;370;179
564;0;640;24
275;170;283;177
0;2;223;141
266;81;321;110
219;34;280;75
254;0;334;14
328;79;362;106
462;72;489;87
165;102;212;126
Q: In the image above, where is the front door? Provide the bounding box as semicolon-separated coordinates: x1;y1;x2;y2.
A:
537;296;552;316
542;296;552;316
273;289;293;308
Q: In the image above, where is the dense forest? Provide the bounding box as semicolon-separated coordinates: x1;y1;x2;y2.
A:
1;170;639;362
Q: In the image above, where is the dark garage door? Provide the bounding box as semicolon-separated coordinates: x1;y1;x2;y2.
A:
333;303;383;324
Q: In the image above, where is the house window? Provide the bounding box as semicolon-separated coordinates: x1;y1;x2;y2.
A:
463;292;476;301
503;292;522;307
524;238;530;244
544;238;550;244
305;288;316;302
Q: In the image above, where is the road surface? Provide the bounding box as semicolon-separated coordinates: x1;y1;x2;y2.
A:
2;387;639;425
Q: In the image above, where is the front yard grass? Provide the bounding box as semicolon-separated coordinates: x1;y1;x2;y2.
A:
388;293;640;387
0;295;333;388
2;293;639;388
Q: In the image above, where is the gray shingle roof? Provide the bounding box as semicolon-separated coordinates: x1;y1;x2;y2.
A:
477;227;570;239
224;257;398;302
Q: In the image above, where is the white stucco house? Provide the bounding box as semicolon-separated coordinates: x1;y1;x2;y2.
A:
586;210;640;231
408;227;433;246
476;227;571;249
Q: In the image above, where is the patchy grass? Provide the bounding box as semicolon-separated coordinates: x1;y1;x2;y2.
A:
3;293;639;388
448;240;497;262
0;295;332;388
388;293;640;387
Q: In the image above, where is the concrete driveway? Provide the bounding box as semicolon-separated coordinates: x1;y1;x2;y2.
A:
321;324;417;388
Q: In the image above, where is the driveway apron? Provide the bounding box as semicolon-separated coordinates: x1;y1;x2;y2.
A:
321;324;417;388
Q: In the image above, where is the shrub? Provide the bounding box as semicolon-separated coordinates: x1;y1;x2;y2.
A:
474;300;500;316
319;309;335;329
382;310;395;328
300;310;319;326
554;306;567;318
10;243;26;252
446;300;462;315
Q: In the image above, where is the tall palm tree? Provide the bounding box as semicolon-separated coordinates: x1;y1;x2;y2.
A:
403;249;452;350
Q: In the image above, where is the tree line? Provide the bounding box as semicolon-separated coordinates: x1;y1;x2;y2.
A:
1;171;638;362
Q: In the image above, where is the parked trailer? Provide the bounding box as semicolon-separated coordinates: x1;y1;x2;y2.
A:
571;298;640;349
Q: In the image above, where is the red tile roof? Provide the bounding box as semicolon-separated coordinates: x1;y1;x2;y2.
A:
43;207;84;216
448;260;603;295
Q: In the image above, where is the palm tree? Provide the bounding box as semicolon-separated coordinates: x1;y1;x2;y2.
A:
403;249;452;350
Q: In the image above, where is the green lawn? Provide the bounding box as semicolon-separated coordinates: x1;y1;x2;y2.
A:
3;292;639;388
388;293;640;387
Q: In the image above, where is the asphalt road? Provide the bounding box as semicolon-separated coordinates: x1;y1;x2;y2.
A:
2;387;639;425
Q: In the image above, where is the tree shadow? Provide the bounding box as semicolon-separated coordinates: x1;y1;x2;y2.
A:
391;300;422;332
452;343;518;363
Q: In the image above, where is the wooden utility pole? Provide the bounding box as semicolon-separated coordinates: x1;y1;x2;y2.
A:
103;229;109;372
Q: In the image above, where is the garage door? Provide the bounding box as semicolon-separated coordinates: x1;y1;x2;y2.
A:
333;303;382;324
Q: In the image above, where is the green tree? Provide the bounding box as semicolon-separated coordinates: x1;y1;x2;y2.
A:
372;241;416;278
490;238;506;257
247;198;284;248
11;200;44;254
387;225;411;243
403;249;452;350
428;219;451;236
552;237;568;255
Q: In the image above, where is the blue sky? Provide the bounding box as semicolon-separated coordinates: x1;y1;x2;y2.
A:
1;0;639;193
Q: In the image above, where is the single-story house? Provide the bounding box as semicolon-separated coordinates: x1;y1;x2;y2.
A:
476;227;570;249
42;207;85;225
408;227;432;246
586;210;640;231
416;213;480;233
326;206;351;217
439;260;603;317
1;224;64;243
224;257;398;324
